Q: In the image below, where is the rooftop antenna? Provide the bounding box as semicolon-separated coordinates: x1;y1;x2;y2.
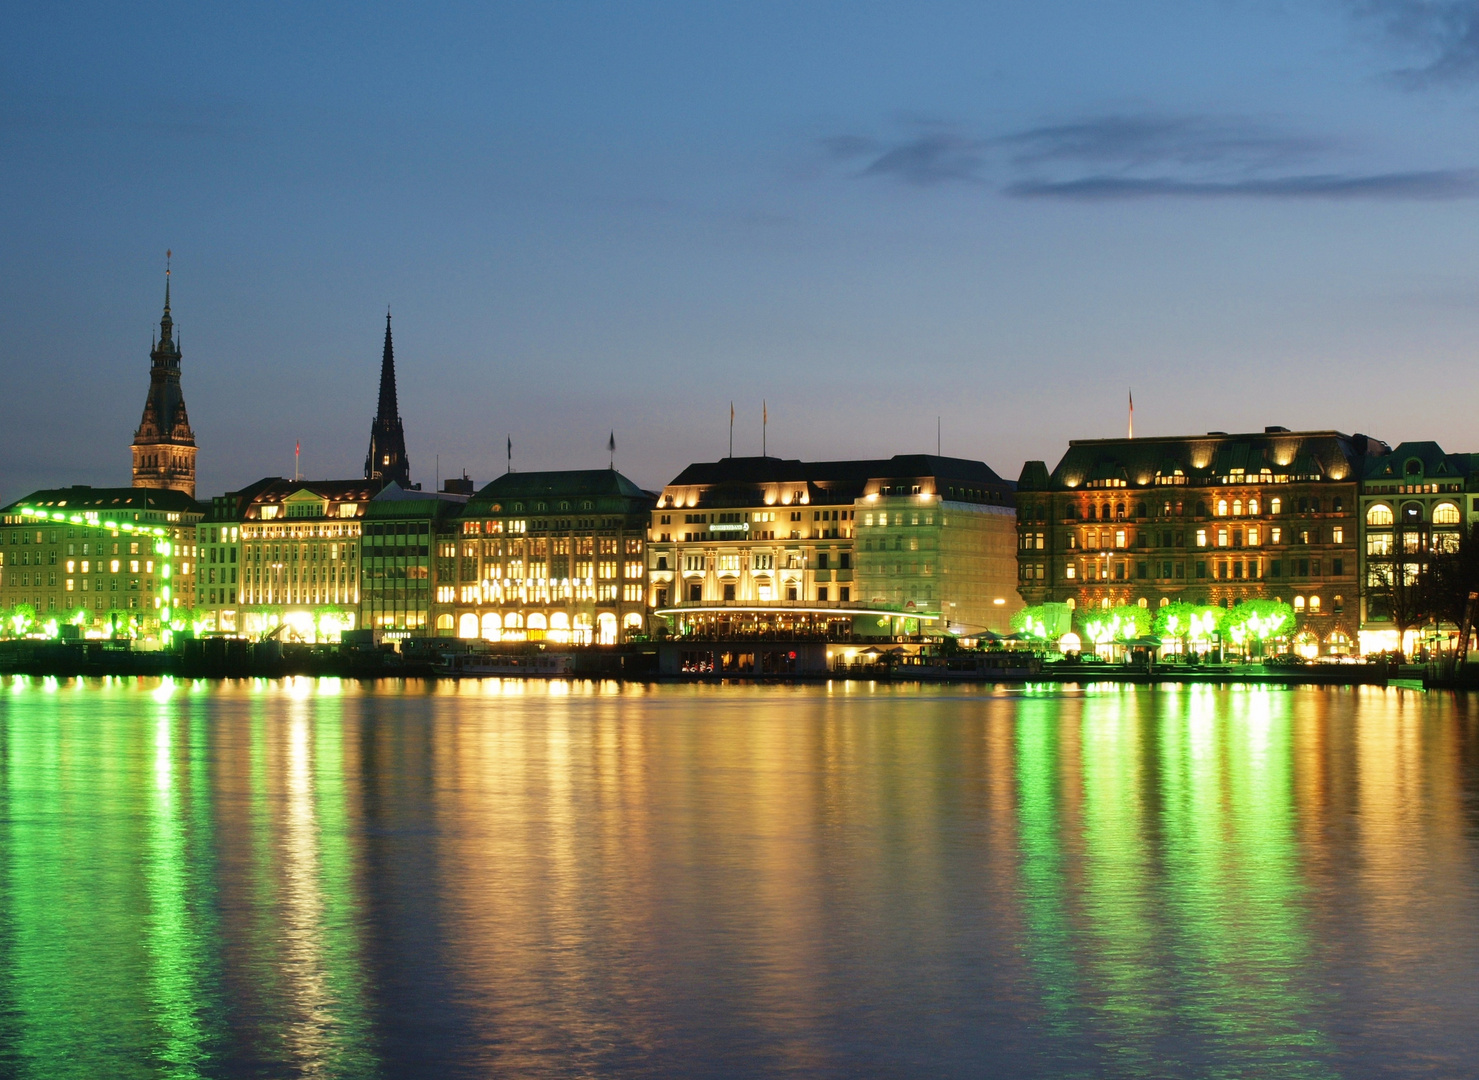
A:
729;402;734;458
506;435;512;474
1129;389;1135;440
608;430;616;470
294;440;300;481
763;400;768;457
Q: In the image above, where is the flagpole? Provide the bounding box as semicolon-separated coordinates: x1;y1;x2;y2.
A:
1129;390;1134;440
729;402;734;458
294;441;300;481
763;400;767;457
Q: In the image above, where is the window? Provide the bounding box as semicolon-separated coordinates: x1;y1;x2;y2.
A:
1332;559;1343;576
1294;596;1305;611
1065;565;1076;579
1248;526;1260;546
1367;504;1394;527
840;587;850;602
1216;528;1228;547
1196;529;1207;547
817;587;828;602
1434;502;1461;525
1270;497;1282;515
1217;499;1228;516
1332;526;1344;544
1248;497;1259;515
1309;595;1321;612
688;583;702;602
1334;595;1344;613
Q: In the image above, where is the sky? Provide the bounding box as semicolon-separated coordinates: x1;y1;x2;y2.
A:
3;1;1479;504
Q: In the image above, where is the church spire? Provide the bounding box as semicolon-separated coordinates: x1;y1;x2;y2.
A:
365;309;411;488
377;309;399;420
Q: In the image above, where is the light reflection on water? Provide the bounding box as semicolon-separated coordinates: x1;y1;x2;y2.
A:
0;678;1476;1078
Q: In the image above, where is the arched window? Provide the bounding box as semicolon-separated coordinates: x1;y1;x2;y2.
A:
1217;499;1228;516
1066;597;1076;610
435;613;453;631
1159;596;1169;607
480;612;501;640
1366;504;1393;527
1309;595;1321;612
1232;499;1243;516
457;612;479;638
504;611;523;628
1434;502;1461;525
1294;596;1305;611
1270;497;1281;515
1248;497;1260;515
1137;597;1148;608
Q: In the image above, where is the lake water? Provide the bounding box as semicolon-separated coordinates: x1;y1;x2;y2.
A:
0;677;1476;1079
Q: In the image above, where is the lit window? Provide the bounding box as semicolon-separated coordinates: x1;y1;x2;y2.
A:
1366;504;1393;527
1066;565;1076;579
1249;498;1260;515
1217;499;1228;516
1248;526;1260;545
1294;596;1305;611
1309;595;1321;612
1233;500;1243;516
1332;527;1343;544
1434;502;1461;525
1196;529;1207;547
1271;498;1282;515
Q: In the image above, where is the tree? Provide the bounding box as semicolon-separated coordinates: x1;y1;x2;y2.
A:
5;604;37;638
1368;557;1428;661
1426;523;1479;663
1012;603;1073;642
1153;601;1220;655
1221;599;1295;658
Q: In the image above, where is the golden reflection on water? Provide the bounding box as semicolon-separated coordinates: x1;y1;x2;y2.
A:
0;677;1477;1078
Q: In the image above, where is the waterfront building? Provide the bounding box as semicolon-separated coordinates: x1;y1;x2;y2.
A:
364;313;412;489
1358;442;1479;655
649;454;1019;638
452;470;655;644
0;486;201;636
361;483;468;638
194;478;281;633
132;267;198;499
234;478;381;639
1017;428;1378;656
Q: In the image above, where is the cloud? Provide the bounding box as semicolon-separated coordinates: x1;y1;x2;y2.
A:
1007;169;1479;199
1346;1;1479;85
821;113;1479;200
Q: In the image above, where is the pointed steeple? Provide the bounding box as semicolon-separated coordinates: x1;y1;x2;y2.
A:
133;253;196;498
377;310;399;421
365;309;411;488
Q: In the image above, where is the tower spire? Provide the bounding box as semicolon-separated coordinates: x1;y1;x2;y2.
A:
365;309;411;488
133;253;196;498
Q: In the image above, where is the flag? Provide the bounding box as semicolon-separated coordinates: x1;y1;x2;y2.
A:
1128;390;1134;439
608;430;616;454
730;402;734;423
295;441;300;455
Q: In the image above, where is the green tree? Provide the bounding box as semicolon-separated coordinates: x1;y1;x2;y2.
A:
1221;599;1295;658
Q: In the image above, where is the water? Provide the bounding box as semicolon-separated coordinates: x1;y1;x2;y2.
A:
1;678;1477;1079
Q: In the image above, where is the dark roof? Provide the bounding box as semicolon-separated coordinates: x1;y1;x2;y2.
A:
248;478;385;505
1035;430;1373;491
1363;441;1476;482
201;477;283;522
665;454;1006;489
2;485;203;516
465;469;653;513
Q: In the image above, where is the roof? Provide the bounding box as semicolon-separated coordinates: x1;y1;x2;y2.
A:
466;469;653;512
1363;441;1477;483
665;454;1007;489
2;485;203;516
1024;430;1380;492
246;478;384;505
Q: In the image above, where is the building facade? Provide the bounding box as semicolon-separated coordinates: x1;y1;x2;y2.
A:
235;479;380;639
1017;429;1378;655
649;454;1019;638
0;486;201;636
451;470;654;644
361;484;467;637
132;268;198;499
1358;441;1479;655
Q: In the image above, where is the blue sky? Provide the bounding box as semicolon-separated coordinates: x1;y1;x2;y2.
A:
4;1;1479;503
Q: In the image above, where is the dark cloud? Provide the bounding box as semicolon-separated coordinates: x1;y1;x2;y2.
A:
1347;1;1479;85
1007;170;1479;199
1002;115;1326;170
822;113;1478;200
